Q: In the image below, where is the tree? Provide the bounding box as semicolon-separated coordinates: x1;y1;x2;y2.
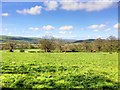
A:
18;41;29;52
39;37;55;52
7;40;17;52
107;36;117;54
54;39;65;52
82;40;91;52
0;44;9;50
94;38;103;52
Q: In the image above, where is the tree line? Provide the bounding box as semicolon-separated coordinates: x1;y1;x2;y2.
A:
0;36;119;53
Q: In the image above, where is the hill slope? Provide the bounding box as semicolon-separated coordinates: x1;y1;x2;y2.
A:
0;35;95;44
0;35;40;44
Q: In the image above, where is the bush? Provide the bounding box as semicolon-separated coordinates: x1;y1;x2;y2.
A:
65;50;79;52
28;51;36;53
20;49;25;52
52;50;60;53
71;49;79;52
37;51;45;53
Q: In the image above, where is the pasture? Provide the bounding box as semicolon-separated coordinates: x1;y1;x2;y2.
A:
1;50;118;89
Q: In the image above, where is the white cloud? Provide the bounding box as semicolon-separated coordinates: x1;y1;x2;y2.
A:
59;0;114;12
89;25;99;29
113;23;120;29
59;31;72;34
29;25;55;31
0;13;9;16
87;35;90;38
45;31;50;34
8;32;12;35
99;24;106;28
94;29;99;32
59;31;66;34
42;25;55;30
44;0;59;10
16;5;42;15
113;23;117;28
105;28;111;31
88;24;106;29
29;27;39;31
96;35;102;38
59;25;73;30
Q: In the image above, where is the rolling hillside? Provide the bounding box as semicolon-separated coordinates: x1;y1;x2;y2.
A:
0;35;95;44
0;35;40;44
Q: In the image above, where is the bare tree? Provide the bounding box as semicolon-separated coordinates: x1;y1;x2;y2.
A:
82;40;91;52
94;38;103;52
39;36;55;52
54;39;65;52
107;36;117;54
18;41;30;52
7;40;17;52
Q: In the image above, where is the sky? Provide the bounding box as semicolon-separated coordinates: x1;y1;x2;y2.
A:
0;0;119;40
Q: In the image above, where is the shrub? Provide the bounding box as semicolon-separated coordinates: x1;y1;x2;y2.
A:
37;51;45;53
20;49;25;52
28;51;36;53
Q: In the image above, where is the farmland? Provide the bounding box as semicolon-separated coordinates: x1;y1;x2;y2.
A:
1;51;118;89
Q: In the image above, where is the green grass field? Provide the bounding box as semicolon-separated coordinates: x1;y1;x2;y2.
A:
1;51;119;89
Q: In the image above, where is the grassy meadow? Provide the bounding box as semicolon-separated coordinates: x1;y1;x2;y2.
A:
1;50;119;89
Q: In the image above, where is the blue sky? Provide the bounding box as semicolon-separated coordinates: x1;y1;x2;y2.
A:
0;1;119;40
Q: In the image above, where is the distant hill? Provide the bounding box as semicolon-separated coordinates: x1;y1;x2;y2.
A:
0;35;95;44
73;39;95;43
0;35;41;44
0;35;77;44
